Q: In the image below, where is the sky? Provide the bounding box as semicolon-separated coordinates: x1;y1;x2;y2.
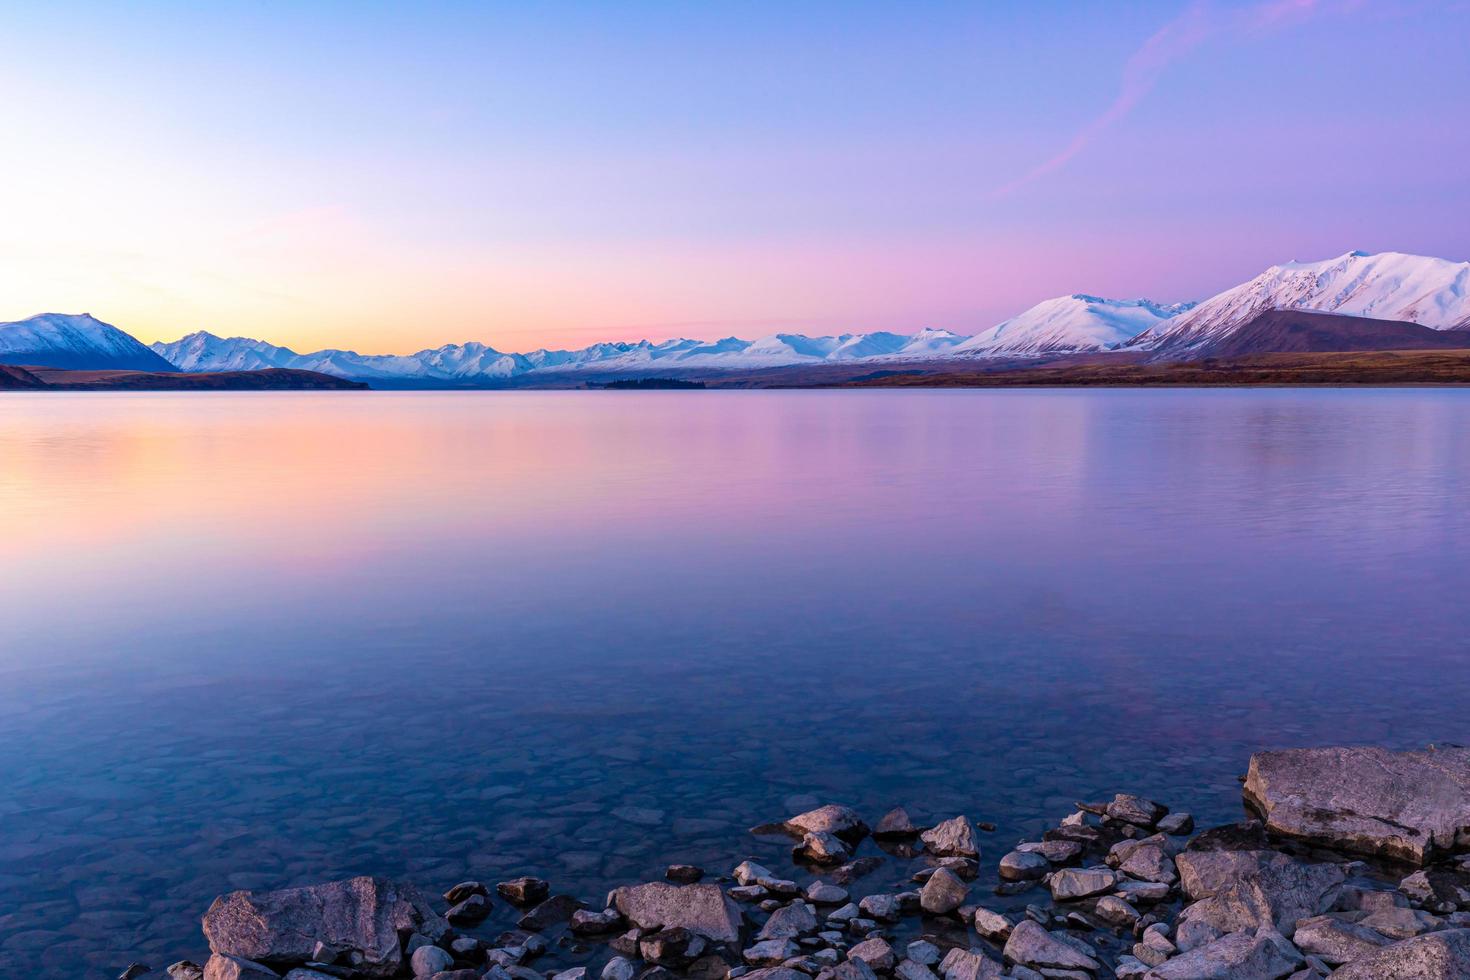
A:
1;0;1467;355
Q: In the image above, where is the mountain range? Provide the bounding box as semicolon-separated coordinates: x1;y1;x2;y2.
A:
3;250;1467;385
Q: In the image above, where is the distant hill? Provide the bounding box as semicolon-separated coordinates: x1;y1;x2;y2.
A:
8;366;367;391
0;313;178;372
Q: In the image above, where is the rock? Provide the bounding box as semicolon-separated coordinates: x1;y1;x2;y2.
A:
736;861;776;885
1095;895;1141;928
445;893;491;925
497;877;551;906
570;908;624;934
1176;855;1344;938
759;903;818;940
1291;915;1391;965
857;894;901;922
602;957;637;980
972;908;1012;942
731;886;768;902
744;971;810;980
999;851;1050;882
848;938;897;972
611;882;744;942
743;939;798;966
1243;746;1470;865
203;956;279;980
1002;921;1100;972
201;877;446;977
936;947;1004;980
1035;840;1084;864
894;961;938;980
168;963;205;980
666;865;704;884
1114;838;1179;887
551;970;587;980
919;867;969;915
807;882;849;904
831;857;885;885
518;895;584;931
1117;880;1172;903
120;965;152;980
1175;919;1223;954
1325;928;1470;978
1048;867;1118;901
1176;850;1279;903
796;831;853;864
906;941;940;966
921;816;979;858
641;927;708;967
874;807;921;838
1158;813;1195;836
443;881;487;904
1108;795;1168;828
1358;906;1440;940
785;805;871;843
281;971;335;980
1115;956;1151;979
411;946;454;977
828;902;860;923
1143;928;1303;979
828;960;880;980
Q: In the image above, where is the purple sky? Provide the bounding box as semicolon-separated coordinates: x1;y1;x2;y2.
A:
1;0;1466;352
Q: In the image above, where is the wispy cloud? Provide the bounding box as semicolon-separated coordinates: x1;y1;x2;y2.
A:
992;0;1350;197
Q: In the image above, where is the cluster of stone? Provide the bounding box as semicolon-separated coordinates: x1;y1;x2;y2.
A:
114;745;1470;980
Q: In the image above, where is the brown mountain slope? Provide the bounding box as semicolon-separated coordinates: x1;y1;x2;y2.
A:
0;364;48;389
1178;309;1470;359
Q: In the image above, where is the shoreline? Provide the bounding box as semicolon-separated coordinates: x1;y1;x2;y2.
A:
117;744;1470;980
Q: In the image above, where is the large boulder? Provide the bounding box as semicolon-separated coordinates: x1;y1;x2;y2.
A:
1325;928;1470;978
1002;920;1100;973
1176;854;1343;939
920;816;979;859
609;882;743;942
201;876;446;977
1143;928;1302;979
1291;915;1391;965
1243;746;1470;865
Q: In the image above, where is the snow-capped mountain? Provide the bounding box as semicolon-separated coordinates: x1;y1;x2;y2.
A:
1133;251;1470;358
954;295;1194;357
0;313;178;372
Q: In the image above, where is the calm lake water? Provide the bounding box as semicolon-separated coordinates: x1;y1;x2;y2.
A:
3;389;1469;978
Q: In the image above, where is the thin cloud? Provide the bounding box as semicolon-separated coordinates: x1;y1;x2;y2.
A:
993;0;1344;197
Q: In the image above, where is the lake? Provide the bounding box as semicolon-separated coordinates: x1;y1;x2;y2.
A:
2;389;1468;978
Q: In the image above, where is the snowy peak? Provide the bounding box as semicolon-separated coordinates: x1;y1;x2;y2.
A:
953;294;1191;357
1135;250;1470;357
1;313;178;372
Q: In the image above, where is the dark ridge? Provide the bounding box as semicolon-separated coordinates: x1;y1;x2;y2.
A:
0;364;48;389
589;377;706;389
1188;309;1470;359
13;366;369;390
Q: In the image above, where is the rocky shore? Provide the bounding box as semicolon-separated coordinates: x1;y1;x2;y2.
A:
115;745;1470;980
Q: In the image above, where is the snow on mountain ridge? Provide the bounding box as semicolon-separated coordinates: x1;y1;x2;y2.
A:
953;294;1192;357
2;313;178;372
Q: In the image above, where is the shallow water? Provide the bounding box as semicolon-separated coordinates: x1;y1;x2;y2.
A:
2;389;1468;977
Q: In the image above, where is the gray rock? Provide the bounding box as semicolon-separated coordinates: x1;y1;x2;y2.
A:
411;946;453;977
551;970;587;980
894;961;938;980
1175;919;1223;954
906;941;940;966
807;882;849;904
120;965;152;980
1176;855;1344;938
445;893;491;925
796;831;853;864
281;971;335;980
759;903;818;940
999;851;1050;882
1117;880;1172;903
744;939;799;966
641;927;707;967
731;885;768;902
666;865;704;884
848;938;897;972
921;816;979;859
1242;745;1470;865
203;956;279;980
785;805;871;843
1048;867;1118;901
201;877;446;977
874;807;920;838
612;882;743;942
1143;928;1303;979
828;960;880;980
497;877;551;907
1158;813;1195;836
518;895;584;931
1112;835;1179;886
168;964;205;980
936;947;1004;980
1176;850;1278;903
600;952;635;980
1107;795;1168;828
744;971;810;980
736;861;777;885
972;907;1012;942
920;867;969;915
832;857;886;885
1095;895;1140;928
443;881;487;904
828;902;860;922
1358;905;1440;940
1115;956;1152;979
858;894;901;922
570;908;624;934
1324;928;1470;978
1001;921;1100;972
1291;915;1391;965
